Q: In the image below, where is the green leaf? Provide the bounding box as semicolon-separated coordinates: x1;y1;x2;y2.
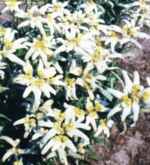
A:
0;114;11;122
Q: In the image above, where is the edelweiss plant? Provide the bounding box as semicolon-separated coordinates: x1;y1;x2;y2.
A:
0;0;150;164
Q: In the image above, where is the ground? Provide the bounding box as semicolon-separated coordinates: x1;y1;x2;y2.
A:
89;113;150;165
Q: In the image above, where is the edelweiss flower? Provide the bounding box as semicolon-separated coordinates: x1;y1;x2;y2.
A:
56;30;95;56
102;25;123;54
95;119;114;137
43;0;68;18
14;61;64;111
121;20;150;48
25;36;54;66
64;103;86;122
42;135;75;165
17;6;46;35
64;61;82;100
0;28;27;65
60;10;88;34
85;98;107;131
82;45;111;73
0;136;25;163
77;65;106;100
38;109;89;164
108;71;143;124
14;115;36;138
42;13;58;34
40;113;90;145
64;77;78;100
83;11;105;35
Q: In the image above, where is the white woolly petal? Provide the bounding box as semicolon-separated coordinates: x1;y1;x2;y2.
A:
122;70;132;92
65;139;77;153
43;129;57;144
133;71;140;85
121;107;131;122
132;102;140;123
2;149;14;162
32;88;41;111
108;105;122;118
7;54;25;66
23;87;32;98
42;139;55;155
13;118;25;126
107;88;123;98
0;136;17;147
95;127;103;137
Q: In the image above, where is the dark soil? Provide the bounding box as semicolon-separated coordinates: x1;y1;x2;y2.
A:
89;113;150;165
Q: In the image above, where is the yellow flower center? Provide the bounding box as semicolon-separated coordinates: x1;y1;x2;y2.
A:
54;111;64;121
55;135;68;143
25;117;36;127
100;119;107;128
36;112;44;120
64;122;76;132
13;160;23;165
131;84;141;101
74;107;85;118
34;39;46;50
87;106;97;118
32;78;45;88
123;25;137;37
53;122;64;134
87;101;103;118
12;147;22;156
109;31;119;41
143;90;150;101
89;111;97;118
84;73;93;84
6;0;18;8
52;3;61;13
95;101;105;112
122;95;132;107
33;38;53;58
91;48;103;63
78;144;85;154
69;34;82;48
4;40;13;49
65;78;75;87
